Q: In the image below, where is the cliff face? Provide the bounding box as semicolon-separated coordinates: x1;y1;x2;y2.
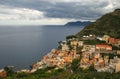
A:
76;9;120;38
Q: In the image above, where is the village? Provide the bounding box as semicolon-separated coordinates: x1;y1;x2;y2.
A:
30;34;120;73
1;34;120;77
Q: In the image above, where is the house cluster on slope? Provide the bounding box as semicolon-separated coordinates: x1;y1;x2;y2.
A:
30;34;120;73
31;39;82;73
81;34;120;72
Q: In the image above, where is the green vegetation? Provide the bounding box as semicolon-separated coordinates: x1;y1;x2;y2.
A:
77;9;120;38
2;67;66;79
101;53;120;59
71;58;81;73
2;64;120;79
84;39;106;45
66;35;77;40
4;67;14;76
88;64;96;72
112;45;120;50
76;46;83;53
2;70;120;79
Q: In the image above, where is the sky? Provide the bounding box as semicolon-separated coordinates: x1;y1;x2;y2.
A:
0;0;120;25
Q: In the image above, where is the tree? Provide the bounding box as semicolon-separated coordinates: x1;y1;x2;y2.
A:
71;58;80;73
66;35;77;41
4;66;14;76
88;64;96;72
108;53;114;63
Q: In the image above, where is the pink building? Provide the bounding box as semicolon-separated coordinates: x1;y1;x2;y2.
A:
109;38;115;44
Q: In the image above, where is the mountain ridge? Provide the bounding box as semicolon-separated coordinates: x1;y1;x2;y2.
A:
76;9;120;38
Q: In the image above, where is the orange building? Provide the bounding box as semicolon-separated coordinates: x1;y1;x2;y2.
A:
0;69;7;77
96;44;112;50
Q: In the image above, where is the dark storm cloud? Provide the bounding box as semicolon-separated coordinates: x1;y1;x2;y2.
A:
43;2;108;20
0;0;119;20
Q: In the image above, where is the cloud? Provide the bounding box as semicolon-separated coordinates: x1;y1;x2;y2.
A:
0;5;76;25
0;5;44;20
39;0;116;20
0;0;119;25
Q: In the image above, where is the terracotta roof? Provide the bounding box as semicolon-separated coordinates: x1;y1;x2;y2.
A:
96;44;112;48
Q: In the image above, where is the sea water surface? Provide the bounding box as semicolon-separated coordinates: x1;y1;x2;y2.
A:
0;25;83;70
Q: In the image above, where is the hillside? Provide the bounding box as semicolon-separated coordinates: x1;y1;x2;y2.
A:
76;9;120;38
64;21;92;26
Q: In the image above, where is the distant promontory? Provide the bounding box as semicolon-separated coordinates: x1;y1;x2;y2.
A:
64;21;92;26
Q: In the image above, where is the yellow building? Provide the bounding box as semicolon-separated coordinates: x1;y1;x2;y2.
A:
115;63;120;72
102;35;110;43
70;41;78;46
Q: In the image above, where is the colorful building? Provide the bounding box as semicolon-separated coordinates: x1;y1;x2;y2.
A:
0;69;7;77
96;44;112;51
109;38;115;44
102;35;110;43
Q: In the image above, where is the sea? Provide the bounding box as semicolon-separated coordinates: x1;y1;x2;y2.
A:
0;25;83;70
